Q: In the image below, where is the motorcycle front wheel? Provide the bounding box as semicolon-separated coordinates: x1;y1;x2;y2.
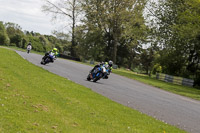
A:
87;74;91;81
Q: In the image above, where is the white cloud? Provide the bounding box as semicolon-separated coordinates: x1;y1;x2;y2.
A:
0;0;57;35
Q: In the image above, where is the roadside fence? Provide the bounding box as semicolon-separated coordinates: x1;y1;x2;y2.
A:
156;73;194;87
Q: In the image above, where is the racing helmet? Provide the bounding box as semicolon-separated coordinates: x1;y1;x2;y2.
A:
108;60;113;67
53;48;58;52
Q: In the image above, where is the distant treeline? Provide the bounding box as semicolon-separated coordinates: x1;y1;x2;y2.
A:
0;21;71;53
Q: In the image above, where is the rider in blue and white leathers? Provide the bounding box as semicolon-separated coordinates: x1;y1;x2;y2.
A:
91;60;113;79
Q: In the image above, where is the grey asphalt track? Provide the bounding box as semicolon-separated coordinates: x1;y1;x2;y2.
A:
16;50;200;133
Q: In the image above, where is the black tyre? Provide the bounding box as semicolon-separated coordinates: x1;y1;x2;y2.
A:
93;77;100;82
41;59;44;64
87;74;91;81
87;77;91;81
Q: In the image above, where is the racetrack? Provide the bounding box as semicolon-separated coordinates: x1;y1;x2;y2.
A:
16;50;200;133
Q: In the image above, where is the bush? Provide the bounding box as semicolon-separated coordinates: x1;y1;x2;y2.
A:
0;21;10;45
0;33;10;45
11;34;23;47
152;64;162;74
9;43;16;46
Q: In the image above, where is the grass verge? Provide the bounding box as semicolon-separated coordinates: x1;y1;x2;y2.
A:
113;69;200;101
0;48;186;132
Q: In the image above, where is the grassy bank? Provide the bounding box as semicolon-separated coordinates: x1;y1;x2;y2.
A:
0;48;186;132
113;69;200;101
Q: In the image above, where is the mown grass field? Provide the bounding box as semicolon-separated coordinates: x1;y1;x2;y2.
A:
113;69;200;101
0;48;186;132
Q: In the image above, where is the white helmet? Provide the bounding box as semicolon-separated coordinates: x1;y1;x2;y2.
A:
108;60;113;67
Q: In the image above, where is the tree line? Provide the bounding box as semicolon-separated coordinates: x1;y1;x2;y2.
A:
0;21;71;53
0;0;199;86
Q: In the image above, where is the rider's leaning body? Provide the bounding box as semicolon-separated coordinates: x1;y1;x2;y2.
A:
91;60;113;79
45;48;59;62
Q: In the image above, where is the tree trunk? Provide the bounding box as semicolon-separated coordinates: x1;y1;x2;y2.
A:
113;33;118;64
71;18;75;57
71;0;76;57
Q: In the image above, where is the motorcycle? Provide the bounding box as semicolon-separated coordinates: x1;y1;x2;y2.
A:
27;45;32;54
87;64;110;82
41;52;56;65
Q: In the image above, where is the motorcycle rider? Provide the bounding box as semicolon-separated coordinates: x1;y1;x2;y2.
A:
102;61;113;79
90;60;113;79
44;48;59;63
27;41;32;54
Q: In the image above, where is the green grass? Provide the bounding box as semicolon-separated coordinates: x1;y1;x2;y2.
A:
0;48;186;132
113;69;200;101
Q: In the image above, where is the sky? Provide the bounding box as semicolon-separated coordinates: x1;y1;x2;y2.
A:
0;0;58;35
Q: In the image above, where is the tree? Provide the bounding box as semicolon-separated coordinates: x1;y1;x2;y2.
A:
147;0;200;85
81;0;147;63
121;0;148;68
140;48;154;74
0;22;9;45
175;0;200;85
147;0;187;75
4;22;24;47
42;0;82;57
